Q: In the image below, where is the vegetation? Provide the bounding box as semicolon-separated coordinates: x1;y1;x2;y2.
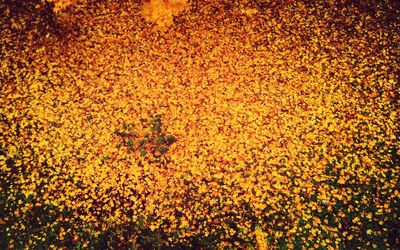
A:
1;0;399;249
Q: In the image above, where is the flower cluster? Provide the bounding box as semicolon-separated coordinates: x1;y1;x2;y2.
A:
1;0;398;249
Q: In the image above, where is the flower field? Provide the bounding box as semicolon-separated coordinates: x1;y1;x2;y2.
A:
0;0;399;249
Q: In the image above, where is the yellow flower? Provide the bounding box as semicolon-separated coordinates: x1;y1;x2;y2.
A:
255;226;268;250
149;224;157;231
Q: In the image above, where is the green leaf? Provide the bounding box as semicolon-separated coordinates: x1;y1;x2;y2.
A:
165;135;176;145
156;134;165;144
159;146;169;154
139;138;147;145
150;124;161;132
148;135;155;143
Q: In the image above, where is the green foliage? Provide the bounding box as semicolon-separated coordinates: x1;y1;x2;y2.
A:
114;114;177;159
